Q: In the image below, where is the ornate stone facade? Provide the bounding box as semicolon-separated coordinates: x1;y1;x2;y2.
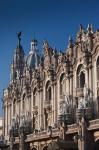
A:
2;25;99;150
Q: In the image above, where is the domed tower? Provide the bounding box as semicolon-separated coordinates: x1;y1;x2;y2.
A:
10;32;24;81
26;39;40;70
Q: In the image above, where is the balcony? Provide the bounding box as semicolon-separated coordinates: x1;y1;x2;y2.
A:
26;128;59;142
76;88;84;97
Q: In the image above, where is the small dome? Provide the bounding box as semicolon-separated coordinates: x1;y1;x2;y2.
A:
26;51;40;69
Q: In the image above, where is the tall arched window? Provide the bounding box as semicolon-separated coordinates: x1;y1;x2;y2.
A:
33;88;37;106
77;64;85;88
97;57;99;80
46;81;51;101
45;110;48;130
80;71;85;88
60;73;65;95
13;99;16;115
33;114;36;130
23;94;26;113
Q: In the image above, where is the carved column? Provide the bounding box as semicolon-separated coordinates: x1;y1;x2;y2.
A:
39;88;43;130
85;67;89;88
88;65;93;95
54;83;57;123
5;105;7;136
51;82;54;124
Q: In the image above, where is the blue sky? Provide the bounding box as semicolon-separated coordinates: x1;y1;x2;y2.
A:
0;0;99;116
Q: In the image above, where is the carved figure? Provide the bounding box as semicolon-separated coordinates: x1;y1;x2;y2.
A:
59;94;70;114
78;98;84;109
83;84;89;99
19;115;25;127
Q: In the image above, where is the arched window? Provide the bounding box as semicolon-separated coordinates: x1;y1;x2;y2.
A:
60;73;65;95
46;81;51;101
80;71;85;88
23;94;26;113
97;57;99;80
33;114;36;130
33;88;37;106
13;99;16;115
77;64;85;88
45;110;48;130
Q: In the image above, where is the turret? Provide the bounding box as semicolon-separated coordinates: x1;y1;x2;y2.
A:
10;32;24;81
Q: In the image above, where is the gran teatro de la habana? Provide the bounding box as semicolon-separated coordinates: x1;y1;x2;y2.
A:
2;25;99;150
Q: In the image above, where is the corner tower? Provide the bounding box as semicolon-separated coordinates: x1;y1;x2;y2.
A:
10;32;24;81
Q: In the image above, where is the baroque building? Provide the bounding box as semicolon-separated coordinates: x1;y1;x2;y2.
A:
2;25;99;150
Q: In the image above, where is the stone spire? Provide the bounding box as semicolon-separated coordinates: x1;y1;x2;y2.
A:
87;24;93;34
76;24;85;42
68;36;73;48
